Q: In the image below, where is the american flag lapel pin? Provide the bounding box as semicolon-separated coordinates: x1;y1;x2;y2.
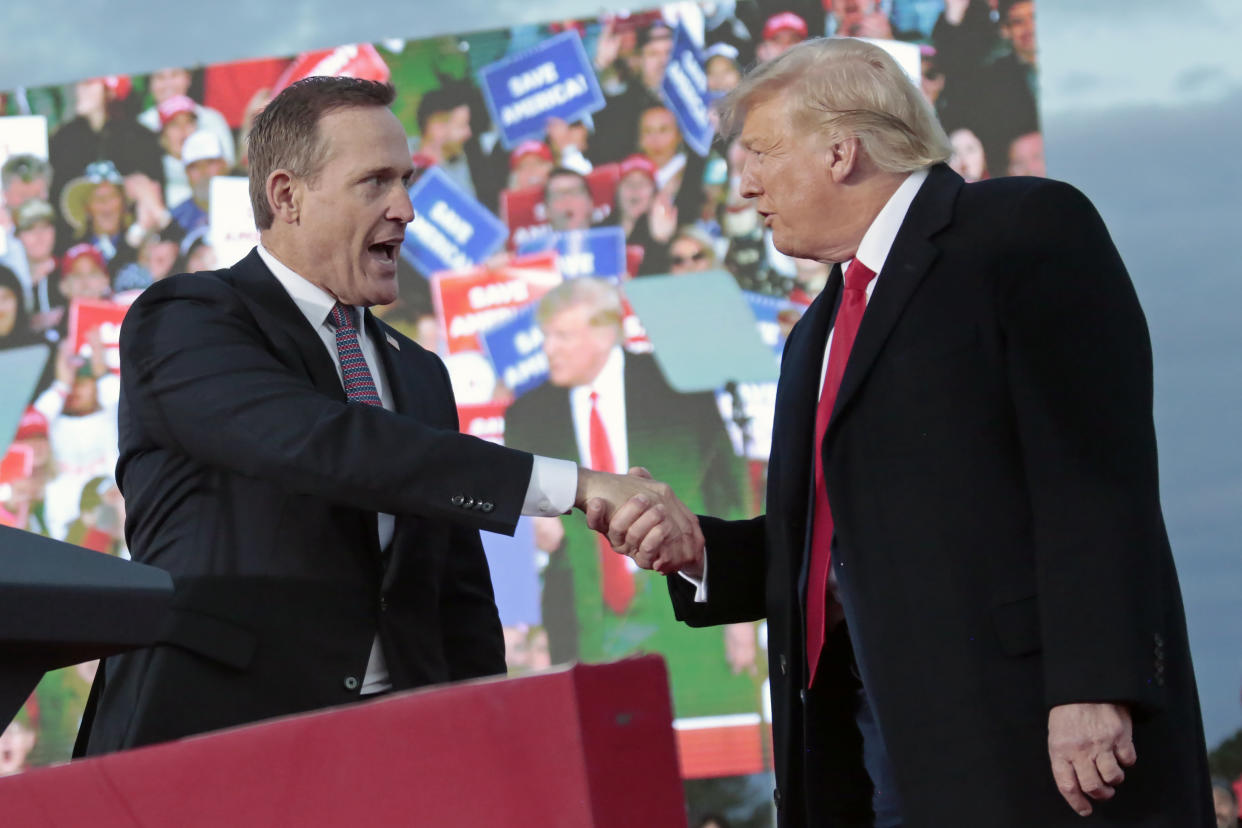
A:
385;333;400;351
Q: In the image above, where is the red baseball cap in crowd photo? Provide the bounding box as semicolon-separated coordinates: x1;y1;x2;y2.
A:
157;94;197;126
14;407;49;441
61;243;107;274
100;75;131;100
509;140;553;170
618;154;657;182
763;11;809;41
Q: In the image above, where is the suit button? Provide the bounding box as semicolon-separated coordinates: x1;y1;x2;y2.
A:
379;596;388;611
451;495;465;507
343;676;359;691
773;787;782;808
779;654;787;676
479;501;494;513
800;689;808;705
463;497;476;509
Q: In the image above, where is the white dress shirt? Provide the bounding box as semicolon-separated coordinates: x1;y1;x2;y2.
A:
257;245;577;692
688;167;931;603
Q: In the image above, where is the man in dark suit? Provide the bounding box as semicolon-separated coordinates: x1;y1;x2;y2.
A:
598;38;1212;827
503;278;759;718
76;77;700;755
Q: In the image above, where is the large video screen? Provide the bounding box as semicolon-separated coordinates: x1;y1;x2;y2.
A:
0;0;1040;818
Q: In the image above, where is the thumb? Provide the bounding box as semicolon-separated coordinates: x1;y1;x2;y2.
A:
585;497;609;533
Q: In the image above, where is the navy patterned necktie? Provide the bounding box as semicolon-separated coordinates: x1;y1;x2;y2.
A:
327;302;382;407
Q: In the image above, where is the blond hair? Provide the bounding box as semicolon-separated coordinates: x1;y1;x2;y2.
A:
716;38;950;173
535;277;624;333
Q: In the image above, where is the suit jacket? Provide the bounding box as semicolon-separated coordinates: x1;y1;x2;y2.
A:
669;166;1212;826
79;250;534;754
504;353;759;717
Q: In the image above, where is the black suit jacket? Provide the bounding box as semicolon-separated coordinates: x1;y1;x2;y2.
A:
79;250;534;754
669;166;1212;826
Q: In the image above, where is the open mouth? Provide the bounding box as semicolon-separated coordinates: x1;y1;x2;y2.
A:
368;241;400;265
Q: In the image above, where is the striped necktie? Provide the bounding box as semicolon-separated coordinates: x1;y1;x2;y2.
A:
327;302;382;406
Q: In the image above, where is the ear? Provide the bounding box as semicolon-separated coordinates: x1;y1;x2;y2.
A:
826;136;862;184
266;169;300;225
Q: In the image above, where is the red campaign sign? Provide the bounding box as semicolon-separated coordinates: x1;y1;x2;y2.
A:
271;44;391;94
432;252;561;355
457;401;510;444
500;163;620;250
68;298;133;374
0;443;34;486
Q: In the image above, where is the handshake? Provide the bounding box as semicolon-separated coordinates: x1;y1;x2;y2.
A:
574;467;705;579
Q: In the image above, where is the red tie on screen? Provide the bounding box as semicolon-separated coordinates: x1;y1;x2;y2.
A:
806;259;877;686
589;391;635;614
328;303;383;407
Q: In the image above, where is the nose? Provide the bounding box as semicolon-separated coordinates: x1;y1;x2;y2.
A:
738;156;761;199
389;184;414;224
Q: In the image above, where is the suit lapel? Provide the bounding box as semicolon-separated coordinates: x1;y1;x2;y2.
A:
364;311;422;420
228;249;345;402
771;264;842;577
823;165;962;449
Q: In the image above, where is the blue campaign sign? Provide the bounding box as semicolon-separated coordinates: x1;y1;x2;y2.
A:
516;227;626;279
402;166;509;275
481;303;549;399
478;30;606;149
660;25;714;157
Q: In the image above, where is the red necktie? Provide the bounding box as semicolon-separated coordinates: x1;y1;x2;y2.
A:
806;259;877;686
589;390;635;614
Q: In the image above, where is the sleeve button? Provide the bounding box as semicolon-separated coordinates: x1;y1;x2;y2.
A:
451;495;465;507
344;676;359;691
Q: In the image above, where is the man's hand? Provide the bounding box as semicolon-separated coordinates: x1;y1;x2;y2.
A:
1048;702;1136;817
577;467;703;576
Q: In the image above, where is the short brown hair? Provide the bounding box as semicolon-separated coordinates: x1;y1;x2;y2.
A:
247;76;396;229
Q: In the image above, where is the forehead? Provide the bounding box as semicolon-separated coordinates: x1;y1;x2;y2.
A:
641;108;675;128
547;174;589;196
740;96;792;146
317;106;412;171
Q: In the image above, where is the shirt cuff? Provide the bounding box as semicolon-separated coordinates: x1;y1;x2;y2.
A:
522;455;578;516
678;549;709;602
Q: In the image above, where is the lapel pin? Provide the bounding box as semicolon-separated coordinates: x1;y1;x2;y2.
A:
385;333;400;351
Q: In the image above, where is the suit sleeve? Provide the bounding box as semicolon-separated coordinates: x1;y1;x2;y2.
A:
119;275;533;535
669;514;768;627
999;180;1167;712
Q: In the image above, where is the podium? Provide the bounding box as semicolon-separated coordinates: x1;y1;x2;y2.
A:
0;526;173;729
0;656;687;827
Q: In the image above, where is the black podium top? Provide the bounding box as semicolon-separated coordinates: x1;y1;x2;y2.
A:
1;525;173;729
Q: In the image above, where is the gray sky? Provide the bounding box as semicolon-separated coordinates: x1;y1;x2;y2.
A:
3;0;1240;747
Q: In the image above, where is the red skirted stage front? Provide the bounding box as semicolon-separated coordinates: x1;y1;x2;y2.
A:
0;656;686;827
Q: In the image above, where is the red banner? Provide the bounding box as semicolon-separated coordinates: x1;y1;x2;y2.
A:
67;298;132;374
457;400;510;444
431;253;560;355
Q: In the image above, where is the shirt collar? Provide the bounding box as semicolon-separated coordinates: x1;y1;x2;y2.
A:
850;167;930;276
571;344;626;400
256;243;364;331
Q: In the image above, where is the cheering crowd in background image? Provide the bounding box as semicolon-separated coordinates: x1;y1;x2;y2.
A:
0;3;1043;815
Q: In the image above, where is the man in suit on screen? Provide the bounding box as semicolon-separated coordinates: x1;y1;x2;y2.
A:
76;76;700;755
597;37;1213;828
503;277;760;718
